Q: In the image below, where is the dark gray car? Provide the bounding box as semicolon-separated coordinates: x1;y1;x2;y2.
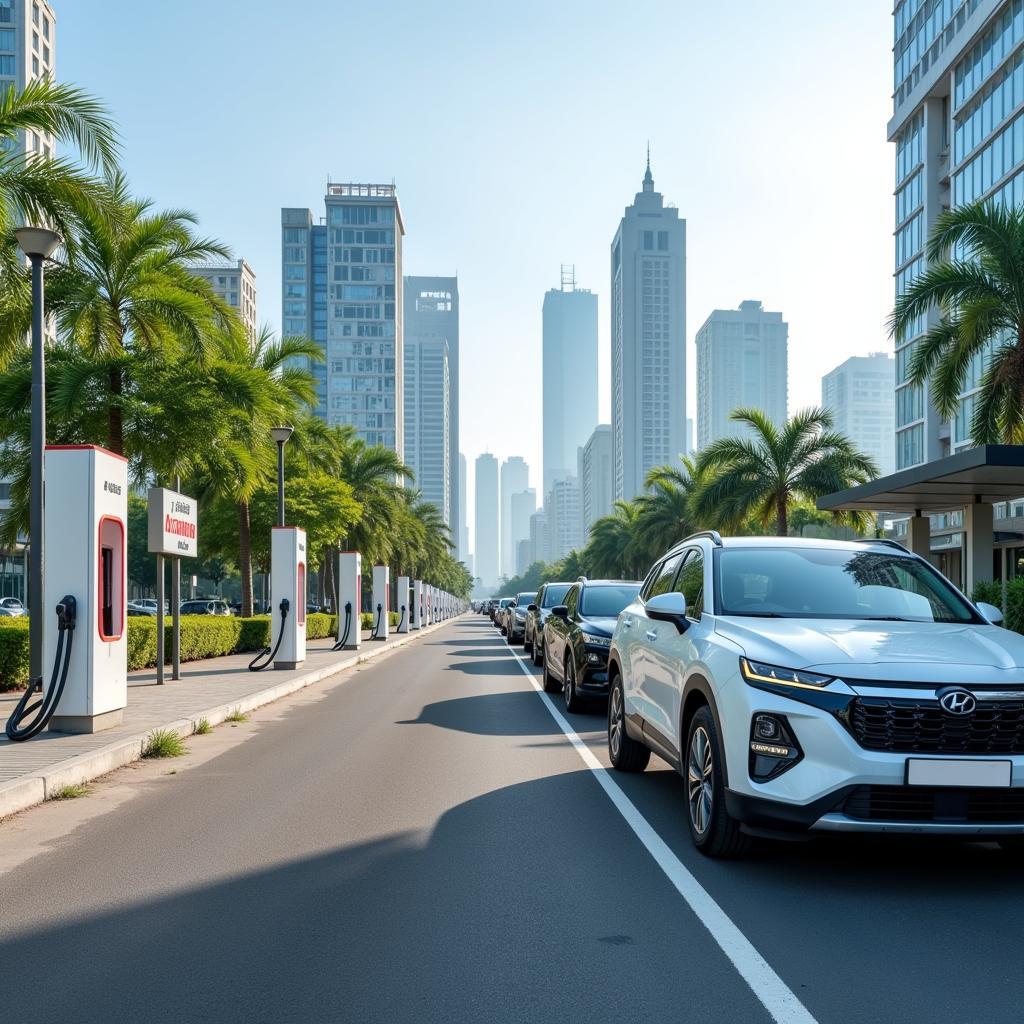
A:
524;581;572;665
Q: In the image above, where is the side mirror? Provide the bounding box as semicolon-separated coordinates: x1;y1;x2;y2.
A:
977;601;1004;625
527;603;538;612
551;605;569;620
646;591;690;633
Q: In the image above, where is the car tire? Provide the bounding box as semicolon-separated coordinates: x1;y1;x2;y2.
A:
533;637;544;668
524;631;533;655
563;656;585;713
685;707;750;858
607;673;649;772
541;648;559;693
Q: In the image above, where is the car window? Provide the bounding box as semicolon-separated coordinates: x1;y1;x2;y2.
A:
564;586;579;618
541;584;571;607
579;584;642;617
674;549;705;618
639;561;663;601
646;553;683;601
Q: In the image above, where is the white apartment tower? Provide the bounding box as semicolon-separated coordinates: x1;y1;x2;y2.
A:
193;260;257;346
403;333;450;525
578;424;613;538
822;353;896;477
610;157;686;501
0;0;55;159
696;301;788;449
542;267;598;495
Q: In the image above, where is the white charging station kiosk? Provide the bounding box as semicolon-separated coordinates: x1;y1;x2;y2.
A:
411;579;423;630
337;551;361;651
44;445;128;734
271;526;306;670
396;575;410;633
371;564;389;640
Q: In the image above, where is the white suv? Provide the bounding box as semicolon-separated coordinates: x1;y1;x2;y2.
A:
607;532;1024;857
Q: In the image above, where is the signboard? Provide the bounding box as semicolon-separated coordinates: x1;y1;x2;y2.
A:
147;487;198;558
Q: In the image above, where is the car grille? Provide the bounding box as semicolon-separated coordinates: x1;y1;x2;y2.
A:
848;696;1024;754
842;785;1024;823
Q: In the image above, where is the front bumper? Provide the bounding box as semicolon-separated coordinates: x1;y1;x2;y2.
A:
509;619;526;639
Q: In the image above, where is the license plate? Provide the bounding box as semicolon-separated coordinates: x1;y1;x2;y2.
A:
906;758;1012;788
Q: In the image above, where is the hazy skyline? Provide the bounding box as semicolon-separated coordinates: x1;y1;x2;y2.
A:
61;0;893;545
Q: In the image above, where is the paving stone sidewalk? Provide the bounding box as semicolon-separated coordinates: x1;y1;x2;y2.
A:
0;619;455;818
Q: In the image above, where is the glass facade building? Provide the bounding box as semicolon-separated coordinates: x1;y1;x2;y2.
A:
281;184;405;453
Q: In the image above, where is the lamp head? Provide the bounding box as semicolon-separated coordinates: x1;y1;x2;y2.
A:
15;226;61;260
271;425;294;446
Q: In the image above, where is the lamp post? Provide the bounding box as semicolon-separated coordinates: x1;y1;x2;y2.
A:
271;425;293;527
15;226;61;691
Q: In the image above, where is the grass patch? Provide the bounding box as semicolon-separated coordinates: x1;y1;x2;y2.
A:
224;708;249;723
194;717;212;735
142;728;186;758
51;783;91;800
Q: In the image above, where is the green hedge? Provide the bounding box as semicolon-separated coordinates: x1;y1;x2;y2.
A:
0;619;28;692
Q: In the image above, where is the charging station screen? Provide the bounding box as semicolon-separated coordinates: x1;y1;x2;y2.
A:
297;563;306;626
98;516;124;641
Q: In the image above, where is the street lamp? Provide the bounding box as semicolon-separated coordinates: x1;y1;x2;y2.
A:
271;425;294;527
15;225;61;692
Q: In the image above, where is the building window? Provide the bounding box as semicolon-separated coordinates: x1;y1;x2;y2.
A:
0;2;12;25
43;17;49;39
32;2;38;24
31;56;38;75
657;231;668;251
0;54;13;74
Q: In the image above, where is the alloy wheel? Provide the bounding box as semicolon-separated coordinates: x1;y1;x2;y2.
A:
687;726;714;836
609;686;623;760
563;661;573;709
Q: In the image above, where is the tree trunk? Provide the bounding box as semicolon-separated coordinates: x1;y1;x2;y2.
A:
237;499;253;617
776;493;789;537
108;365;124;455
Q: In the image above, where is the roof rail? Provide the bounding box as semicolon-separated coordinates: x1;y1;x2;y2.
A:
853;537;907;552
686;530;724;548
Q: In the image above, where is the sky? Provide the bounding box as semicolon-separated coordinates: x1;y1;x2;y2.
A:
61;0;894;543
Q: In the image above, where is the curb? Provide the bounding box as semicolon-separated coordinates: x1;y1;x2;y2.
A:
0;614;460;819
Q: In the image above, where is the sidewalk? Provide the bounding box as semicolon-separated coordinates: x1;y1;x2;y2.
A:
0;618;456;819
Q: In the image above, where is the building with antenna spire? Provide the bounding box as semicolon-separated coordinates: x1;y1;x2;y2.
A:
610;153;687;501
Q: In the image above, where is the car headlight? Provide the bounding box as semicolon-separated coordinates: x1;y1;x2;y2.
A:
515;610;526;620
740;658;833;690
582;632;611;647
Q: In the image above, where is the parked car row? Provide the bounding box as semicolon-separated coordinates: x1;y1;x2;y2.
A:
498;532;1024;860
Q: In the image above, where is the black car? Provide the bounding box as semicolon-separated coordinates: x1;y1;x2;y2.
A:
506;591;537;642
524;581;572;664
541;579;641;713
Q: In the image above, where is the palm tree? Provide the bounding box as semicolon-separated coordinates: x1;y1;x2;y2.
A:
633;458;700;561
40;172;238;452
693;407;878;536
584;500;646;579
890;200;1024;443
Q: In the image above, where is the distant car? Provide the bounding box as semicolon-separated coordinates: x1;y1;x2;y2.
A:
506;591;537;643
127;601;155;616
542;578;642;713
180;599;232;616
0;596;25;617
524;581;572;664
494;598;514;634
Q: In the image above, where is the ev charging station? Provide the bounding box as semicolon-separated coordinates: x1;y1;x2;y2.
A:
337;551;361;651
396;575;410;633
371;564;389;640
411;579;423;630
269;526;306;670
43;445;128;734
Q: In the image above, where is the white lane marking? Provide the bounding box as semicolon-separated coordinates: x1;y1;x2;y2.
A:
502;637;818;1024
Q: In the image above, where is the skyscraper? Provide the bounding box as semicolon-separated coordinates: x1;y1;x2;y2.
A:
475;453;499;588
0;0;55;160
281;182;404;453
696;301;788;448
458;452;469;566
509;488;537;575
542;267;598;495
403;333;449;524
822;353;895;477
500;456;529;577
193;259;257;346
546;477;581;562
405;277;459;535
611;156;687;500
890;0;1024;468
578;424;613;538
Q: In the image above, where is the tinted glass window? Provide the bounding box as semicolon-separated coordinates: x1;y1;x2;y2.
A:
716;547;977;622
516;592;536;605
541;584;571;607
580;584;641;617
564;586;579;618
675;550;704;617
647;553;682;600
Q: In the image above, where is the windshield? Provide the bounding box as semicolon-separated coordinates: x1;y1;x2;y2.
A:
580;584;641;618
516;592;536;605
541;584;571;607
716;547;978;623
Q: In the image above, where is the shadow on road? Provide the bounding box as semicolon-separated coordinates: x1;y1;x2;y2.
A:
397;691;562;736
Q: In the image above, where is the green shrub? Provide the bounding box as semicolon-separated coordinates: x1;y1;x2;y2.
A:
972;580;1003;607
0;618;29;691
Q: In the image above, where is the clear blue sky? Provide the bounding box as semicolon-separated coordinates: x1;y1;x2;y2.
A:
61;0;893;533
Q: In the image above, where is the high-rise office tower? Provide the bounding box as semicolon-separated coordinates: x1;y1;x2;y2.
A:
0;0;55;159
458;452;469;565
578;424;613;538
500;456;529;577
546;477;582;562
529;510;549;567
822;353;896;477
403;333;450;524
509;488;537;575
891;0;1024;468
474;453;499;588
695;301;788;448
282;183;404;453
542;267;598;495
405;277;459;535
611;156;686;501
193;259;257;346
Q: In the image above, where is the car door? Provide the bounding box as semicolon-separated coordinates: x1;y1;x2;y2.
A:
546;584;576;681
646;547;708;752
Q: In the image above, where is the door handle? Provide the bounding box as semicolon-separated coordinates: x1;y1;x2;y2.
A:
645;630;658;641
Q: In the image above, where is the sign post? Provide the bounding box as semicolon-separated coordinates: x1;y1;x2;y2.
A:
148;487;199;684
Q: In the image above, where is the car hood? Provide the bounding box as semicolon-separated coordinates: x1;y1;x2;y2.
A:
713;616;1024;684
579;616;618;637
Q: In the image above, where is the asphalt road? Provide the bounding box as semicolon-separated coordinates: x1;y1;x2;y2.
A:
1;616;1022;1023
